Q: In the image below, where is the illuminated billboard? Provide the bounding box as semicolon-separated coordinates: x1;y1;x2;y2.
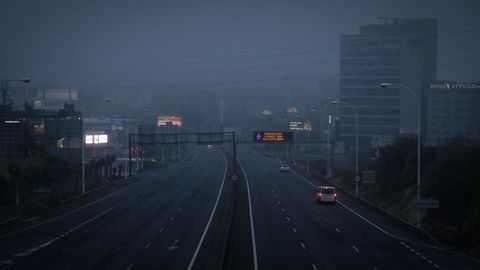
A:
85;134;108;144
289;121;312;131
254;131;293;143
157;115;182;127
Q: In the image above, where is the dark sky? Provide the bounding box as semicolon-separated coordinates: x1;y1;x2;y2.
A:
1;0;479;94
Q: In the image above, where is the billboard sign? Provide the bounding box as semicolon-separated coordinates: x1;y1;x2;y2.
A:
157;115;182;127
254;131;293;143
85;134;108;144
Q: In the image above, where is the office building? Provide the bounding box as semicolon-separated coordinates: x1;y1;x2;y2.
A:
425;82;480;145
339;18;437;152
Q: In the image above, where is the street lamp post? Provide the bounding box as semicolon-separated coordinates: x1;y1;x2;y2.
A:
81;98;111;195
380;82;422;228
332;100;359;196
309;109;333;180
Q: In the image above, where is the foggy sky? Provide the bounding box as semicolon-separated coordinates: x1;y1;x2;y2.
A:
1;0;479;94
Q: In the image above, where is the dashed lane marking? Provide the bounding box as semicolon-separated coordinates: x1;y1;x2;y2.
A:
353;246;360;253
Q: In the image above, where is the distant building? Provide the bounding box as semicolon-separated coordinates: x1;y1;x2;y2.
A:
0;103;82;162
338;18;437;153
150;89;218;128
425;82;480;145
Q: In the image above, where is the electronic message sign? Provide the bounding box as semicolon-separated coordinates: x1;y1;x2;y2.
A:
254;131;293;143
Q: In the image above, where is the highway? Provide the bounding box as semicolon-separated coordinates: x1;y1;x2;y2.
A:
0;147;227;270
1;145;479;270
239;147;480;270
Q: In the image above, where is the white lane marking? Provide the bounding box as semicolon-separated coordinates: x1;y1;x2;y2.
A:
239;160;259;270
126;264;133;270
289;169;480;264
312;264;318;270
427;260;432;263
281;208;285;212
335;227;341;233
0;260;12;265
187;151;228;270
93;243;102;249
170;217;174;222
0;183;133;239
434;264;440;268
159;228;164;233
14;237;59;257
145;242;151;249
293;227;297;233
286;217;290;221
301;242;306;250
353;246;360;253
288;172;399;235
167;239;179;251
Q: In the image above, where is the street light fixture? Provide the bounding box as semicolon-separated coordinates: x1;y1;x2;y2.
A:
380;82;422;228
81;98;112;195
332;99;360;196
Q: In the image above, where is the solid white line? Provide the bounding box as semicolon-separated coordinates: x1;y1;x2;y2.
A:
289;169;480;264
312;264;318;270
14;237;59;257
186;151;228;270
239;160;259;270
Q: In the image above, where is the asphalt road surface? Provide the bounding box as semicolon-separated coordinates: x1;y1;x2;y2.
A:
239;147;480;270
0;147;226;270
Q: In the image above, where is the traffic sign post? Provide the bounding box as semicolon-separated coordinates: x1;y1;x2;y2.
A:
416;199;439;209
353;175;360;196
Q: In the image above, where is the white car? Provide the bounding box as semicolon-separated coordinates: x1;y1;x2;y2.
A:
280;164;290;172
315;186;336;204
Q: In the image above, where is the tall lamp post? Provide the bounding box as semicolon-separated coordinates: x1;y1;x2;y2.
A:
81;98;111;195
309;109;333;179
332;100;359;196
380;82;421;227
